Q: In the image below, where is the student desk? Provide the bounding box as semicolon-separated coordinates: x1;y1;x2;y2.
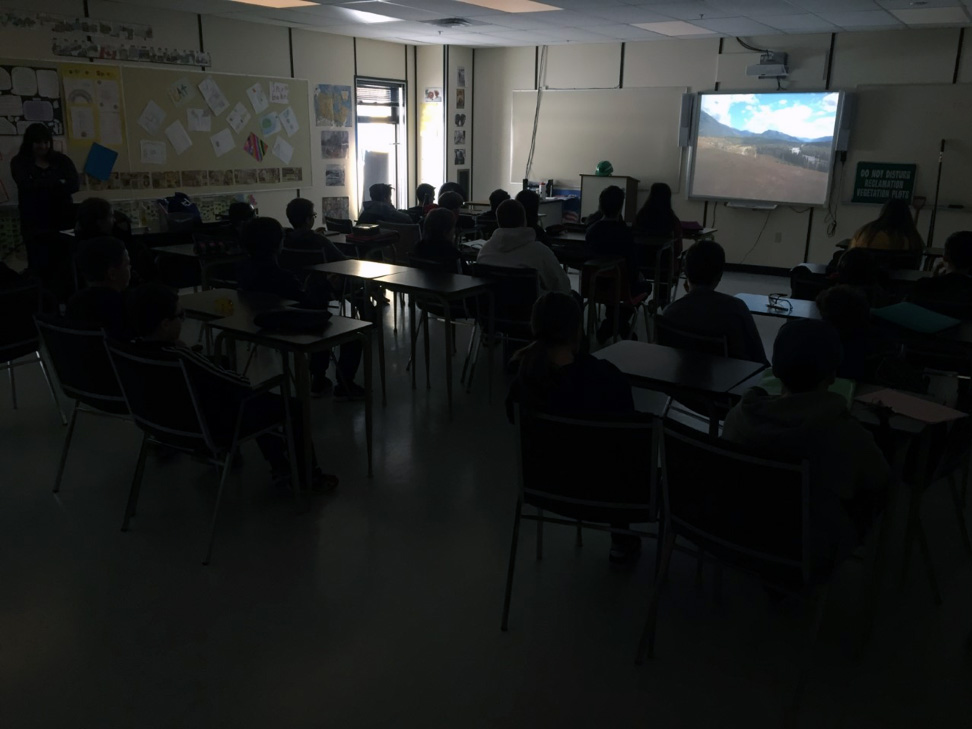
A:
180;288;296;322
735;293;821;320
306;259;412;406
208;313;375;495
372;269;494;418
153;243;247;289
328;231;400;260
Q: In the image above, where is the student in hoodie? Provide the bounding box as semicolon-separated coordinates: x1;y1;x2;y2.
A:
661;240;768;364
723;319;890;566
477;199;571;294
357;183;412;225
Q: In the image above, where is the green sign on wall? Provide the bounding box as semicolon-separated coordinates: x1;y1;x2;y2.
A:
851;161;917;204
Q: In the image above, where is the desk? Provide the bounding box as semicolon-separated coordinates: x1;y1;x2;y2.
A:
374;269;493;418
736;293;821;320
154;243;247;289
683;227;717;240
307;259;412;406
181;288;296;322
208;313;375;493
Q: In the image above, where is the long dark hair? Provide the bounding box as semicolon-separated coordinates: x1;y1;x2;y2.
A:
635;182;675;232
513;292;582;408
858;199;921;246
15;123;53;160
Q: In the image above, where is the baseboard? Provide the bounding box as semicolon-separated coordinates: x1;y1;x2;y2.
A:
724;263;790;277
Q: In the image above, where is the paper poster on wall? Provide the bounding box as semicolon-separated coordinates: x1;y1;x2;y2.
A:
181;170;208;187
456;89;465;110
140;139;167;165
423;88;442;103
279;107;299;137
84;142;118;181
314;84;352;127
167;78;194;106
258;168;281;185
455;113;466;127
322;196;350;220
208;169;234;186
198;77;229;116
137;100;166;135
187;107;211;133
270;82;288;104
272;136;293;164
97;79;120;112
454;130;465;145
165;120;192;155
282;167;302;183
63;63;125;149
244;132;268;162
246;82;269;114
69;107;95;140
321;130;349;159
457;66;466;88
234;168;258;186
227;102;251;134
325;164;345;187
210;128;235;157
259;111;280;136
100;112;123;145
454;149;465;166
0;64;64;136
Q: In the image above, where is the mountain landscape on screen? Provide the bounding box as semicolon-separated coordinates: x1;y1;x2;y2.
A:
691;92;840;205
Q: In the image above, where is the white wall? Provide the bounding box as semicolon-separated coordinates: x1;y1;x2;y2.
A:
473;30;972;267
415;44;444;197
446;45;473;196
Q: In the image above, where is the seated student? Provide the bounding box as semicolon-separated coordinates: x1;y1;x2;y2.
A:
414;208;462;272
907;230;972;316
506;291;639;563
65;236;134;341
76;197;155;283
585;185;652;343
477;199;571;294
723;319;890;565
634;182;683;240
816;284;899;382
237;217;364;400
357;183;411;225
406;183;437;222
834;247;892;308
476;188;510;228
850;199;924;252
661;240;767;364
438;181;467;203
284;197;347;261
437;190;464;219
128;283;334;490
515;189;549;246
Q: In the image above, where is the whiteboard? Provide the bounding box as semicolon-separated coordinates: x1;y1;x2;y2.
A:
511;87;687;189
847;83;972;207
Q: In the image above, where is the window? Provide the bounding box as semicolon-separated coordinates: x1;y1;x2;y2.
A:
355;79;408;210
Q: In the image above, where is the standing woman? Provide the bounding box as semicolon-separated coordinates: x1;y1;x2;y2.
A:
10;123;79;237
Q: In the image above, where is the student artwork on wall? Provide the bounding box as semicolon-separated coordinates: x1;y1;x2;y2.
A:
457;66;466;88
454;149;465;166
0;9;153;40
321;130;349;159
454;113;466;128
454;130;465;145
270;82;288;104
167;78;194;106
281;166;302;183
52;38;211;67
325;164;345;187
456;89;465;110
322;196;350;220
0;64;63;136
314;84;352;127
424;87;442;103
62;63;125;149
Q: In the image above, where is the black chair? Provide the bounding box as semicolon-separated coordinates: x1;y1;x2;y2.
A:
581;258;652;343
34;315;131;493
635;234;677;308
790;264;833;302
105;340;297;565
654;316;731;436
1;282;64;423
24;231;78;305
466;263;540;392
324;216;354;234
638;419;845;711
279;246;326;286
379;221;422;331
502;406;660;631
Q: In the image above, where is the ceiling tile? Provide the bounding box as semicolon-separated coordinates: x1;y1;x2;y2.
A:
820;9;904;27
640;3;735;21
694;16;785;34
588;23;670;40
584;6;673;24
889;7;971;24
760;13;839;31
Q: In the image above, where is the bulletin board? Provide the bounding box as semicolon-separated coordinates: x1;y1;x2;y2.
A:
846;83;972;207
511;87;686;189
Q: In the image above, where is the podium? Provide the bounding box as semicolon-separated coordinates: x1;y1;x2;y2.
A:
580;174;640;224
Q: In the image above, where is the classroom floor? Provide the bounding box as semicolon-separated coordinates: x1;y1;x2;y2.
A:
2;272;970;728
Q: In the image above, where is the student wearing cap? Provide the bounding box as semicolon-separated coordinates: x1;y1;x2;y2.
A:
357;183;411;225
722;319;890;565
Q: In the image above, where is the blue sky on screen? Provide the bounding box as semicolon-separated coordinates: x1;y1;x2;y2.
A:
701;92;840;140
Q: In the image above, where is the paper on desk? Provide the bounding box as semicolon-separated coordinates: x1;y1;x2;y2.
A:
164;120;192;155
872;302;960;334
855;389;966;424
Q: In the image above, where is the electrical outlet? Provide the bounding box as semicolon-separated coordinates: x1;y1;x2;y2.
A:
774;232;782;243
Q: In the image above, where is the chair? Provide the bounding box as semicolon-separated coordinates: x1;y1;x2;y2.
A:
380;221;422;331
324;216;354;234
635;234;678;309
104;340;297;565
34;315;130;493
501;406;661;631
790;264;833;302
580;259;651;344
1;282;64;423
466;264;541;393
654;316;732;436
279;246;326;286
868;249;923;272
638;419;834;711
24;231;78;305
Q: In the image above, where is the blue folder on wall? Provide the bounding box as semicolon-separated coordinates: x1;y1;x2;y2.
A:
872;302;961;334
83;143;118;182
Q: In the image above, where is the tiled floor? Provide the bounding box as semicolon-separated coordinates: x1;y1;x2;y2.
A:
1;273;970;728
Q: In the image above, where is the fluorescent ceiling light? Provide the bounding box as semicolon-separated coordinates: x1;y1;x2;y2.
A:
633;21;715;36
889;7;970;25
336;6;400;23
456;0;561;13
227;0;317;8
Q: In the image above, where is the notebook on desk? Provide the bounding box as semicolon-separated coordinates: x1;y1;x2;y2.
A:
872;302;961;334
757;370;856;407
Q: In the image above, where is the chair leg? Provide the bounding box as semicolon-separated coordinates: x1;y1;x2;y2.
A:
422;311;431;390
36;355;66;425
500;499;523;631
393;291;398;334
636;526;676;664
949;472;972;558
121;434;149;531
576;519;583;547
203;451;235;566
465;329;483;394
460;323;477;385
536;509;544;561
788;584;832;713
53;402;80;493
8;364;16;409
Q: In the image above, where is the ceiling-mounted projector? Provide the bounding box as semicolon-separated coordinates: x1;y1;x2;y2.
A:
747;51;788;79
